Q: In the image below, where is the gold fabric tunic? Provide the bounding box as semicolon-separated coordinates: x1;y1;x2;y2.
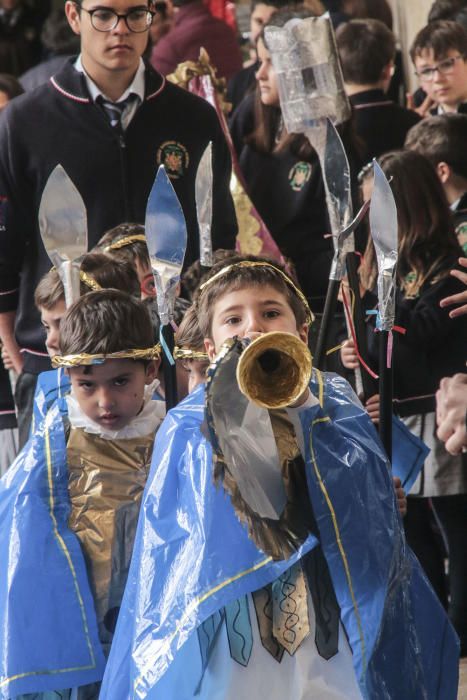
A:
67;427;154;653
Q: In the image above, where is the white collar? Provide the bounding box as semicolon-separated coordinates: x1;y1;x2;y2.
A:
74;55;145;104
66;379;165;440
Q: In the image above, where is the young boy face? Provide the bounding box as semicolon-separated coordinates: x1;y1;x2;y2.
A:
135;258;156;300
415;48;467;111
65;0;150;88
40;300;67;357
204;283;308;360
68;358;157;431
180;359;208;394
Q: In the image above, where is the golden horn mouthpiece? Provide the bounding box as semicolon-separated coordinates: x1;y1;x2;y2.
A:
236;331;312;410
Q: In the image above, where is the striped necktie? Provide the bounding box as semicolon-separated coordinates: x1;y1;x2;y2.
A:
97;94;137;131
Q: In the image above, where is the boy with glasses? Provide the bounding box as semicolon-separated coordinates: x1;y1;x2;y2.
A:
0;0;237;448
410;19;467;115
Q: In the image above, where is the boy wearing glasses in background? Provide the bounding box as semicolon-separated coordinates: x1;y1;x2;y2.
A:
410;19;467;115
0;0;236;447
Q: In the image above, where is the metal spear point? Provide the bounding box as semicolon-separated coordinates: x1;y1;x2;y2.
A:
38;164;88;307
145;165;187;410
195;141;214;269
369;161;398;461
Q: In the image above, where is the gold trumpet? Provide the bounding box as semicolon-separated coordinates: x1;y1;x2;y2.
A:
236;332;312;410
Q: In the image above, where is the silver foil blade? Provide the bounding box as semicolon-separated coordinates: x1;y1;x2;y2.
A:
38;164;88;307
369;161;398;332
195;142;214;268
145;166;187;325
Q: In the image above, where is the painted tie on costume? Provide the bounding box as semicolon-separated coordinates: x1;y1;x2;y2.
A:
272;561;310;655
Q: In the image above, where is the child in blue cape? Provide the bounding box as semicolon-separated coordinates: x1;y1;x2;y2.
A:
0;290;164;700
101;255;459;700
29;253;141;435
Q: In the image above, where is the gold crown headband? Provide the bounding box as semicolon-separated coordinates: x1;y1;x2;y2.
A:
103;234;147;252
198;261;314;325
79;271;102;292
52;344;162;368
173;346;209;361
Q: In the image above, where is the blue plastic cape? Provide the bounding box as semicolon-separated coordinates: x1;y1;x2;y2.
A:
101;372;458;700
30;368;71;435
0;399;105;699
391;414;430;494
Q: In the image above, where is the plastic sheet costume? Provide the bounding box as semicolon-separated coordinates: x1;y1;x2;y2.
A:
0;399;105;699
0;376;165;699
101;369;459;700
30;368;71;435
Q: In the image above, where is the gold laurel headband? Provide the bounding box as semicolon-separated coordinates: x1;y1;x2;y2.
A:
79;271;102;292
198;261;314;325
173;346;209;361
52;344;162;368
103;234;147;252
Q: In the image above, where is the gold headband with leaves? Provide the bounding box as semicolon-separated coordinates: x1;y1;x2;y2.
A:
173;346;209;362
79;271;102;292
103;234;147;252
52;344;162;368
198;261;314;325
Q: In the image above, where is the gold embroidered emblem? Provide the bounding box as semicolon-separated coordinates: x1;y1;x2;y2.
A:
157;141;189;178
288;161;312;192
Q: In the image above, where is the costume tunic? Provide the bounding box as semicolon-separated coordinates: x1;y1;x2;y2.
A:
0;388;164;699
0;60;237;373
100;375;459;700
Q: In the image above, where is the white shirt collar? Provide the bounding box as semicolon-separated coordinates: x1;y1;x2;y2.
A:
74;54;145;104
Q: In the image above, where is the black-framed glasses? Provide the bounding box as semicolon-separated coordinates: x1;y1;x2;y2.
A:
76;4;155;33
415;55;465;81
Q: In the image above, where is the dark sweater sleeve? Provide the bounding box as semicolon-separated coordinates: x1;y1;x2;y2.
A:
228;93;255;161
210;107;238;252
0;108;26;313
395;272;467;348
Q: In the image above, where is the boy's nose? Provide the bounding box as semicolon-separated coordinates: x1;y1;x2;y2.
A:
97;390;116;410
112;16;130;35
245;314;265;336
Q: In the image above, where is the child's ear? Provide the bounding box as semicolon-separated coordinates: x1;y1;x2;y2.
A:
204;337;217;362
144;360;158;384
298;323;309;346
436;161;452;184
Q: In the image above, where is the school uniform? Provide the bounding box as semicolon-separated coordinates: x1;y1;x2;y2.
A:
0;364;17;476
364;257;467;651
230;94;332;310
229;94;364;314
452;192;467;254
349;89;421;164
